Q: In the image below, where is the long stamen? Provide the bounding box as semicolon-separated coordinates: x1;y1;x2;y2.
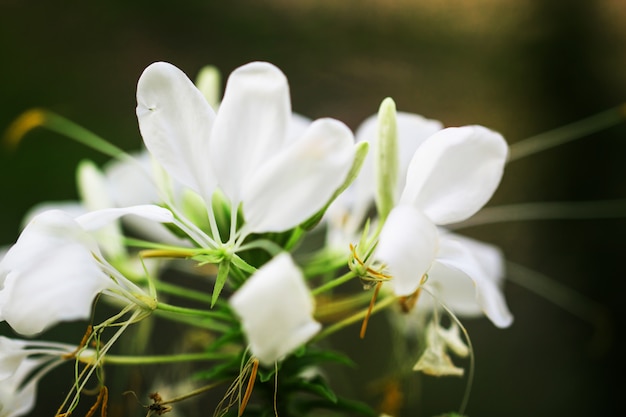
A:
423;287;475;416
507;104;626;162
62;325;93;360
239;358;259;416
360;282;383;339
451;199;626;229
84;385;108;417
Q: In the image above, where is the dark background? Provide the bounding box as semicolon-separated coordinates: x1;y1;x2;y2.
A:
1;1;625;416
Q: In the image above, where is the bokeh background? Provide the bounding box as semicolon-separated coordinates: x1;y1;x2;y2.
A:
1;1;625;416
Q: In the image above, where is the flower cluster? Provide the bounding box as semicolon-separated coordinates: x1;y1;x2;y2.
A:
1;61;514;417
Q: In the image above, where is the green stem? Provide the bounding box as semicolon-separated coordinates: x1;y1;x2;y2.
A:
124;237;195;251
311;270;357;296
312;294;396;341
155;281;213;304
284;227;305;251
153;309;231;333
301;250;350;278
90;351;233;366
156;301;233;321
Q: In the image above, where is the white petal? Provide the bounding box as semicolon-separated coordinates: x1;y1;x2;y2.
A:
75;205;173;231
449;233;505;284
288;113;312;142
137;62;216;200
20;201;85;230
0;211;112;335
210;62;291;203
0;337;28;380
241;118;355;233
103;151;159;207
0;359;39;417
376;205;438;296
429;233;513;328
229;253;321;366
77;160;125;259
3;210;98;269
104;153;189;245
400;126;508;225
354;111;443;208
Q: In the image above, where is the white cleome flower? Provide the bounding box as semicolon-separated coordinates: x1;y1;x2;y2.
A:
136;61;356;238
0;335;78;417
375;125;513;327
0;358;39;417
0;205;173;335
326;111;442;248
229;253;321;366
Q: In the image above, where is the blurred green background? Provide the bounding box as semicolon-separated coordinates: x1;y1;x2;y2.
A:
1;1;625;416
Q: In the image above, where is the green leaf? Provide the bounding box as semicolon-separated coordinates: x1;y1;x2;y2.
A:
193;356;241;381
211;261;231;307
292;347;355;369
294;375;338;403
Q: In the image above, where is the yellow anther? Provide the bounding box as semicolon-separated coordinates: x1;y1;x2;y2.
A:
349;243;391;283
4;108;47;148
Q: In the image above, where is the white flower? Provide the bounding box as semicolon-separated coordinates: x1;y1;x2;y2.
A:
0;336;77;417
136;61;356;238
375;125;513;327
229;253;321;366
326;111;442;248
0;205;173;335
0;358;38;417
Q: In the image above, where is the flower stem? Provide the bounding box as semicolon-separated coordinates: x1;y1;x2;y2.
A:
85;351;233;366
156;301;233;321
155;280;213;304
312;293;396;341
311;270;357;296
